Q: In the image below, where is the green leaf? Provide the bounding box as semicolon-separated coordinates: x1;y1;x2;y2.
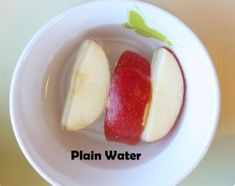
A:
148;28;173;46
123;9;173;46
128;10;146;28
123;22;133;29
135;29;152;38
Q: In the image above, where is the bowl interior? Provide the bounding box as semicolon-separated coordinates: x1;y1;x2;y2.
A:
43;24;178;169
10;1;220;186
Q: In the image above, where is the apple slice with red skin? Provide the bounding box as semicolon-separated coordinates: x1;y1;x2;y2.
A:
105;51;151;145
142;48;185;142
116;51;150;76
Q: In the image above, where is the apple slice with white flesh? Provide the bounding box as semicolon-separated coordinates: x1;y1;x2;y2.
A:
62;39;110;131
142;48;185;142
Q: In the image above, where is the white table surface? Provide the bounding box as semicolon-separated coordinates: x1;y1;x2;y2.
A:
1;0;235;185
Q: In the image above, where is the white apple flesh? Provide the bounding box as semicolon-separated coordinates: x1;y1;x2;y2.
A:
142;48;185;142
62;39;110;131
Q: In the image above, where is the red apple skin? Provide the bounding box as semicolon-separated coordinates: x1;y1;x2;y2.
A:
105;51;151;145
116;50;150;77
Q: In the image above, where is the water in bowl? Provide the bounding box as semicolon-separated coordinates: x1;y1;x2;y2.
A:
42;25;178;169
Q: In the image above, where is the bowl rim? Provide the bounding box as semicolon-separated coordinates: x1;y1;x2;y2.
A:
9;0;221;185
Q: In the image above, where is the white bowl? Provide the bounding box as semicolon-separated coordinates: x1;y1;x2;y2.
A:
10;0;220;185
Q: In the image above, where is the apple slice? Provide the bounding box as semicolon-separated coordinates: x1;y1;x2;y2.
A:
105;51;151;145
142;48;185;142
62;39;110;131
